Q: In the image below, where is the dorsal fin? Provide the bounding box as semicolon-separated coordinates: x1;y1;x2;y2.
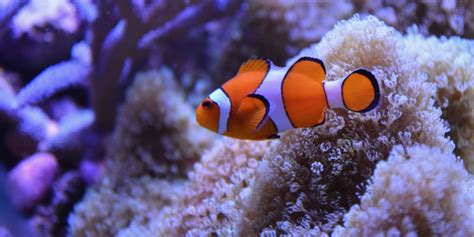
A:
238;57;271;75
287;57;326;82
236;94;269;133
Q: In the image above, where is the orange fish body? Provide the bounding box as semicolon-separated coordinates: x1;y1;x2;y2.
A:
196;57;380;140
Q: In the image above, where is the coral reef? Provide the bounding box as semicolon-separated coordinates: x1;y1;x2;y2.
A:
69;69;213;236
333;145;474;236
1;0;473;236
69;16;472;236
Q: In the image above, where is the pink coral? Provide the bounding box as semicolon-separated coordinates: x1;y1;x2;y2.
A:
7;152;58;211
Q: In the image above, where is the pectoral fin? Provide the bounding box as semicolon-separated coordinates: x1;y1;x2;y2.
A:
236;94;269;134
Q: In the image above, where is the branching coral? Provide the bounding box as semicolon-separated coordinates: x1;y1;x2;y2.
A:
333;145;474;236
15;61;90;108
11;0;80;38
0;71;55;158
87;0;243;132
2;0;244;167
68;16;471;236
0;0;83;73
0;0;29;37
2;0;244;143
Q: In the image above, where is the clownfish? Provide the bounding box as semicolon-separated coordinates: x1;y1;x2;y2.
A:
196;57;380;140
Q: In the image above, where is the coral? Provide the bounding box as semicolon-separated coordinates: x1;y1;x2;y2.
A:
4;0;244;134
70;177;187;237
209;0;474;88
5;107;56;158
1;69;57;160
68;69;214;236
88;0;243;132
248;0;353;51
31;171;86;237
0;227;12;237
333;145;474;236
354;0;474;37
78;159;103;185
104;68;213;181
0;0;28;37
0;70;17;123
15;61;90;108
209;0;354;85
141;139;272;236
11;0;80;38
69;16;469;236
238;15;453;235
0;1;245;225
6;152;58;211
0;0;84;73
40;109;95;164
403;32;474;173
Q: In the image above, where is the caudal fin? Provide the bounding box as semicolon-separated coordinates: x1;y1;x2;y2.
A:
341;69;380;112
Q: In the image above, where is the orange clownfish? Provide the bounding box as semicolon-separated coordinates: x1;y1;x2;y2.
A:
196;57;380;140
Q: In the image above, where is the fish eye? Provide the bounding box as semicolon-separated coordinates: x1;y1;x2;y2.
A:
202;101;213;110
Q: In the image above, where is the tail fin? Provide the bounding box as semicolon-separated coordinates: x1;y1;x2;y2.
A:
341;69;380;112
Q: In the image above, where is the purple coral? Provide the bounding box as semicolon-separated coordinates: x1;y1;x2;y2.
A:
6;152;58;211
79;159;103;185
